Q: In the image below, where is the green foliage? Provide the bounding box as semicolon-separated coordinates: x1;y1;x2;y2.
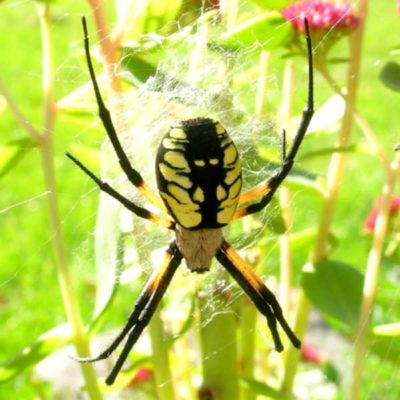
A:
249;0;291;11
213;12;294;51
0;137;38;179
0;0;399;399
240;377;292;399
0;325;72;382
302;261;363;328
379;61;400;92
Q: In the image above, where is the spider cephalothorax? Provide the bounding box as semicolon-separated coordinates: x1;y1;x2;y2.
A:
67;17;314;386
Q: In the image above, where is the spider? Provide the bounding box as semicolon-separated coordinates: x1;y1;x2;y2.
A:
67;17;313;386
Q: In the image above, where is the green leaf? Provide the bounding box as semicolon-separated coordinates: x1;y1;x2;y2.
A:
257;150;326;197
240;377;292;399
302;260;363;328
369;335;400;364
267;202;286;234
118;0;183;38
68;144;100;172
120;50;158;84
0;137;38;179
305;94;344;134
91;193;124;327
164;295;196;345
249;0;291;10
327;57;351;64
284;170;326;197
300;143;381;162
0;324;72;382
379;62;400;92
33;0;58;4
214;13;294;51
322;362;340;385
373;322;400;337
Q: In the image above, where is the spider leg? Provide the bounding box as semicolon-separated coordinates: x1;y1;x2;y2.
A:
216;241;301;351
234;19;313;219
81;16;165;211
66;152;174;230
73;241;182;386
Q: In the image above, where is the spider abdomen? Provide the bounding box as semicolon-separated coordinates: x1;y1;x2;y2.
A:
155;118;242;230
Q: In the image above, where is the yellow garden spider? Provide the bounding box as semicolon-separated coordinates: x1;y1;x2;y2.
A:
67;17;313;385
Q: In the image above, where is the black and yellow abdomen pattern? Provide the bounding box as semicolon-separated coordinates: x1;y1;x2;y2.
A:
155;118;242;230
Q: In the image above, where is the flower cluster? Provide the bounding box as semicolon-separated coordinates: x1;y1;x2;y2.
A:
282;0;358;32
364;196;400;233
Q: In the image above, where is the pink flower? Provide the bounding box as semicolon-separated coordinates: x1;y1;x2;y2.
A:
282;0;358;32
128;367;153;387
301;343;322;363
397;0;400;14
364;196;400;233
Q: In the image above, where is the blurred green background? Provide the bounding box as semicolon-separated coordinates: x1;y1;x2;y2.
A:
0;0;399;398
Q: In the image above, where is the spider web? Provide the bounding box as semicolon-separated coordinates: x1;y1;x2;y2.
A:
1;0;399;399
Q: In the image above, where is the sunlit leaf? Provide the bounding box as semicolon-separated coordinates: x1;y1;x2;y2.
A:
373;322;400;337
91;193;124;327
117;0;184;39
213;12;294;51
120;50;158;83
284;170;326;197
258;149;326;196
240;377;291;399
0;137;38;179
302;260;363;327
379;62;400;92
69;144;100;172
305;94;344;134
0;324;72;382
164;295;196;344
33;0;58;4
250;0;290;10
299;143;377;161
56;80;98;115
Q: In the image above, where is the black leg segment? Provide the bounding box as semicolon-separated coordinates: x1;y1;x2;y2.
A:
73;241;182;385
216;241;301;351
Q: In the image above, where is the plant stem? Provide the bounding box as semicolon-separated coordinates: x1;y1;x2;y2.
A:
0;79;44;143
350;152;400;399
238;254;263;400
281;2;369;393
312;33;364;262
173;335;197;400
199;271;239;400
188;24;209;84
87;0;121;91
280;292;312;391
239;297;257;400
279;60;295;317
220;0;238;30
255;51;271;121
317;65;390;171
149;310;176;400
37;4;102;399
